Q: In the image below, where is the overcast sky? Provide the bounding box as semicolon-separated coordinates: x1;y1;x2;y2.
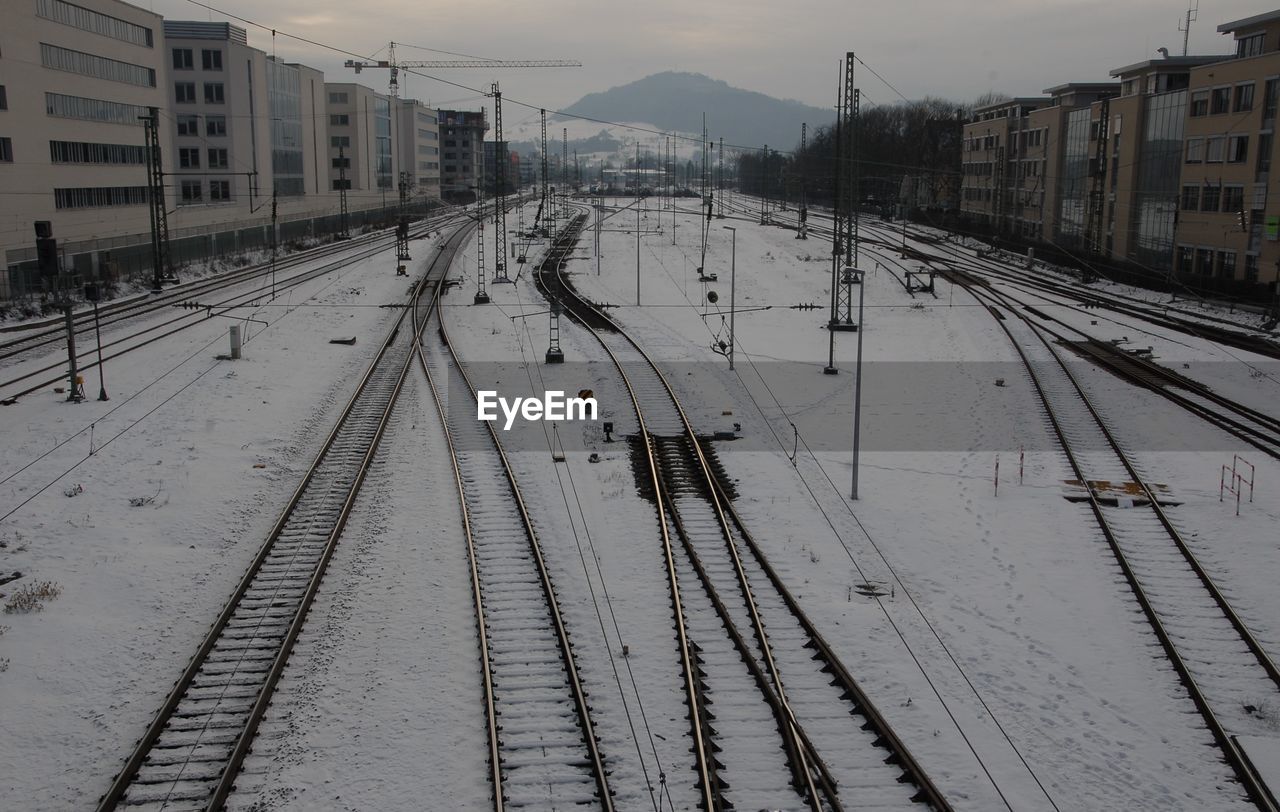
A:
140;0;1270;120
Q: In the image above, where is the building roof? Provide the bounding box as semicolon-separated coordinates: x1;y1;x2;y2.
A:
1218;9;1280;33
972;96;1050;114
1042;82;1120;95
1109;55;1226;77
163;21;247;44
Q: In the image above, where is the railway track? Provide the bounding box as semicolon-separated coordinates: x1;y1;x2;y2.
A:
416;232;613;810
960;278;1280;812
0;209;474;400
94;222;474;812
541;206;952;811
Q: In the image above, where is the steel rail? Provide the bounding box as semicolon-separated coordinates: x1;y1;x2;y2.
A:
548;203;950;810
95;222;472;812
429;231;615;811
961;277;1280;812
0;212;473;399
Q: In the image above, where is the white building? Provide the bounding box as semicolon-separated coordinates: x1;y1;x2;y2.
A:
0;0;170;279
398;98;440;201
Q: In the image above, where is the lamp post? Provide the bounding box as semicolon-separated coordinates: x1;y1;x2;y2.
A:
723;226;736;371
851;266;865;500
85;282;108;401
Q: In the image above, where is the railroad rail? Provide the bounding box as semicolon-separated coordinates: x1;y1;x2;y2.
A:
958;276;1280;812
415;228;614;810
94;222;473;812
0;209;475;399
540;205;952;811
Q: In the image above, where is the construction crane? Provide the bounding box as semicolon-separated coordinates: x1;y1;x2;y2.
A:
344;42;581;99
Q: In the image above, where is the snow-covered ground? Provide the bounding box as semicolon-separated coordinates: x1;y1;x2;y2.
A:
2;195;1277;811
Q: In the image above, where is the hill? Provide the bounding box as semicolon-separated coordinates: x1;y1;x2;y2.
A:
558;72;833;151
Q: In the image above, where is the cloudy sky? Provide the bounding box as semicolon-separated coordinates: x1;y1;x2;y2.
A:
140;0;1269;117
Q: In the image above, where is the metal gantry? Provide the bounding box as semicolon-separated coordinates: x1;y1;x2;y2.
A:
491;83;510;283
141;107;172;292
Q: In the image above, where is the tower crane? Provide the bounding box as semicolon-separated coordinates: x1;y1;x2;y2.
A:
344;42;581;99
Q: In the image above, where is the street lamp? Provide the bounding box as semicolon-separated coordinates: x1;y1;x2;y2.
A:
723;226;736;371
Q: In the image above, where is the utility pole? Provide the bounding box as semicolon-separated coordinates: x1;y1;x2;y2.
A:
85;281;108;401
717;137;725;218
724;226;737;370
760;144;768;225
491;83;509;282
540;109;551;242
337;144;350;239
797;122;808;240
141;107;172;293
270;185;279;299
826;55;859;375
475;212;489;304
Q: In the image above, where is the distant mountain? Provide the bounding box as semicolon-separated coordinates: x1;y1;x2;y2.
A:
559;72;833;151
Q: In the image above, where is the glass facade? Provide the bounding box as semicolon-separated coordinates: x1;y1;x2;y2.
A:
267;60;304;197
1130;90;1186;273
375;97;392;190
1057;107;1091;246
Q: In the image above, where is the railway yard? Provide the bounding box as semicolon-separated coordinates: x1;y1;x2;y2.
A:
2;194;1280;812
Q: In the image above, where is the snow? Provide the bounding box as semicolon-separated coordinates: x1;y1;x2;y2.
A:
2;193;1278;811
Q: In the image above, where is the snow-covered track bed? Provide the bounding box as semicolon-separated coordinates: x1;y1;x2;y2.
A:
93;223;474;812
418;267;614;811
543;205;952;811
967;281;1280;812
0;209;473;400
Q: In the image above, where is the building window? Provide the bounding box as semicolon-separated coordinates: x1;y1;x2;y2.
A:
204;83;224;103
210;180;231;201
1223;185;1245;212
331;178;351;190
328;91;348;104
175;82;195;103
205;115;226;136
1202;184;1221;212
329;114;349;126
178;147;200;168
1181;185;1200;211
172;48;192;70
49;140;146;164
0;137;11;163
1177;245;1194;273
1246;254;1260;282
46;92;148;125
36;0;154;47
331;157;349;168
330;135;350;148
41;42;155;87
180;180;202;203
1235;83;1255;112
0;86;6;110
201;49;222;71
1185;137;1204;163
1266;79;1280;120
1190;90;1209;117
1228;135;1249;163
207;147;228;168
1211;87;1230;114
1237;33;1266;58
1196;247;1214;275
1206;136;1225;163
1218;251;1237;279
176;114;199;135
53;185;148;209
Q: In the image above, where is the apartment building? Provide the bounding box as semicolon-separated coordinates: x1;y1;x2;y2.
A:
1174;10;1280;285
0;0;169;276
325;82;396;209
437;109;487;202
960;98;1049;236
398;98;440;200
